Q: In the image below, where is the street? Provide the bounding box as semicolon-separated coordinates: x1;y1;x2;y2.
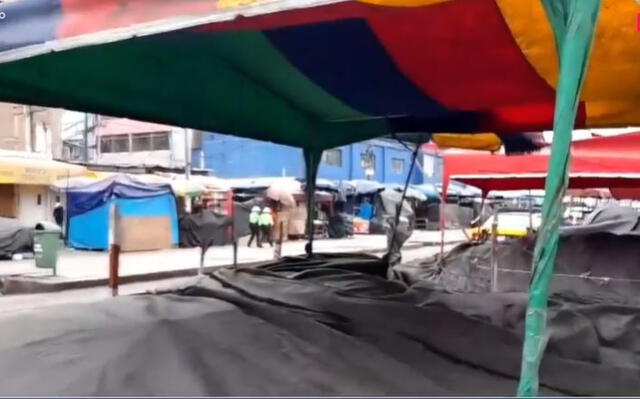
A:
0;232;461;314
1;229;464;282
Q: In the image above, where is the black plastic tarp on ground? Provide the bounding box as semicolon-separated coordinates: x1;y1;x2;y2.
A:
397;207;640;304
0;217;33;259
561;204;640;237
0;253;639;395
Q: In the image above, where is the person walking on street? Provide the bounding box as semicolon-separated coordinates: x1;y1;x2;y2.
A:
248;206;261;247
259;207;274;247
53;202;65;239
53;202;64;228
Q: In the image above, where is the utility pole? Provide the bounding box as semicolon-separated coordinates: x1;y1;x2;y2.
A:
183;128;193;213
25;105;36;152
95;115;101;160
184;128;192;180
82;112;89;163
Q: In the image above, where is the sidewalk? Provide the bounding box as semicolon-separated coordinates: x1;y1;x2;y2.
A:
0;230;466;294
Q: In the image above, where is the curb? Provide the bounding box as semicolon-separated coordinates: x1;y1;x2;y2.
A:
0;241;464;295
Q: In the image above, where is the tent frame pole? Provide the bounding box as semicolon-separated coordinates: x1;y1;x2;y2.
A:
304;149;320;257
517;1;601;396
439;166;448;266
490;206;498;292
387;139;422;265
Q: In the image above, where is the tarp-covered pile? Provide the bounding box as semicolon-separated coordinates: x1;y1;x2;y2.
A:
0;217;34;259
397;205;640;304
0;253;637;396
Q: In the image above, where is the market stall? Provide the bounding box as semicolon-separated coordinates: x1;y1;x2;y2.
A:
60;174;179;251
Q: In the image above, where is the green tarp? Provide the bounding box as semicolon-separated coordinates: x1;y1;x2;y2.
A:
517;0;601;396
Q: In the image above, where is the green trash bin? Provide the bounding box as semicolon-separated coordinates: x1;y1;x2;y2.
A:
34;221;62;274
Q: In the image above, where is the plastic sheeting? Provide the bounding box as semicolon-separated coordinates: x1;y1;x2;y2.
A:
0;254;638;396
66;174;173;218
0;217;34;259
179;203;252;249
179;211;231;249
446;133;640;196
560;205;640;237
1;0;618;151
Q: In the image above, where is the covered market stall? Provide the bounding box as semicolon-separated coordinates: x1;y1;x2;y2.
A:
0;0;635;396
61;174;179;251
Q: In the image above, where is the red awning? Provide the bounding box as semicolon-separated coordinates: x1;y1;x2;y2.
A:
443;132;640;199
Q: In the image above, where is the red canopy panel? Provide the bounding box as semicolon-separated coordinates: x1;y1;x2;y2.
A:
443;132;640;199
571;131;640;158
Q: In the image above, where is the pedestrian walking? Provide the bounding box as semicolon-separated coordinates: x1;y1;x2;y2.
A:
259;206;274;247
53;202;64;228
247;206;261;247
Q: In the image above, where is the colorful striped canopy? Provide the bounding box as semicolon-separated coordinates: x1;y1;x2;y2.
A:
0;0;636;152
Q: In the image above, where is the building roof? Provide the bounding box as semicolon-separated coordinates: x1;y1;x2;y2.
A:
98;118;172;136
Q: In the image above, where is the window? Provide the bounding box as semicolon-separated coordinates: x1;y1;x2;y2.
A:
391;158;405;174
132;133;152;152
322;149;342;167
423;154;435;178
130;132;170;152
360;151;376;178
151;132;170;150
100;136;130;153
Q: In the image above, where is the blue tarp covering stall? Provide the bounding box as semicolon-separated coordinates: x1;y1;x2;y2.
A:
66;175;179;250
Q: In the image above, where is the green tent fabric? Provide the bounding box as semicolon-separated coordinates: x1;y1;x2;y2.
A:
0;32;386;152
0;0;576;154
517;0;601;396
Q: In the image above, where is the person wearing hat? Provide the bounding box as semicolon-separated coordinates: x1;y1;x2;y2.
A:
258;206;274;248
248;206;261;247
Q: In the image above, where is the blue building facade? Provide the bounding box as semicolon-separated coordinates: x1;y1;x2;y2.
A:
194;133;442;185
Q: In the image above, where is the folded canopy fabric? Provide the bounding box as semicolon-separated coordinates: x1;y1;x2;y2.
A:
445;132;640;196
0;0;637;151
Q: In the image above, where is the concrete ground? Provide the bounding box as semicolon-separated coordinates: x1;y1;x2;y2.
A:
0;229;465;294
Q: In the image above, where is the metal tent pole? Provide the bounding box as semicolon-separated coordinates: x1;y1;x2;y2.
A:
387;140;421;266
304;150;320;257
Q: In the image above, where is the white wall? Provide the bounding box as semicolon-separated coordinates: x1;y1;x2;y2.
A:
98;150;175;167
94;128;188;167
170;129;188;166
15;185;56;228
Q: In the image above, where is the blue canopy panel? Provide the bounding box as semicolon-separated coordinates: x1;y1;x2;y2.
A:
66;174;173;218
